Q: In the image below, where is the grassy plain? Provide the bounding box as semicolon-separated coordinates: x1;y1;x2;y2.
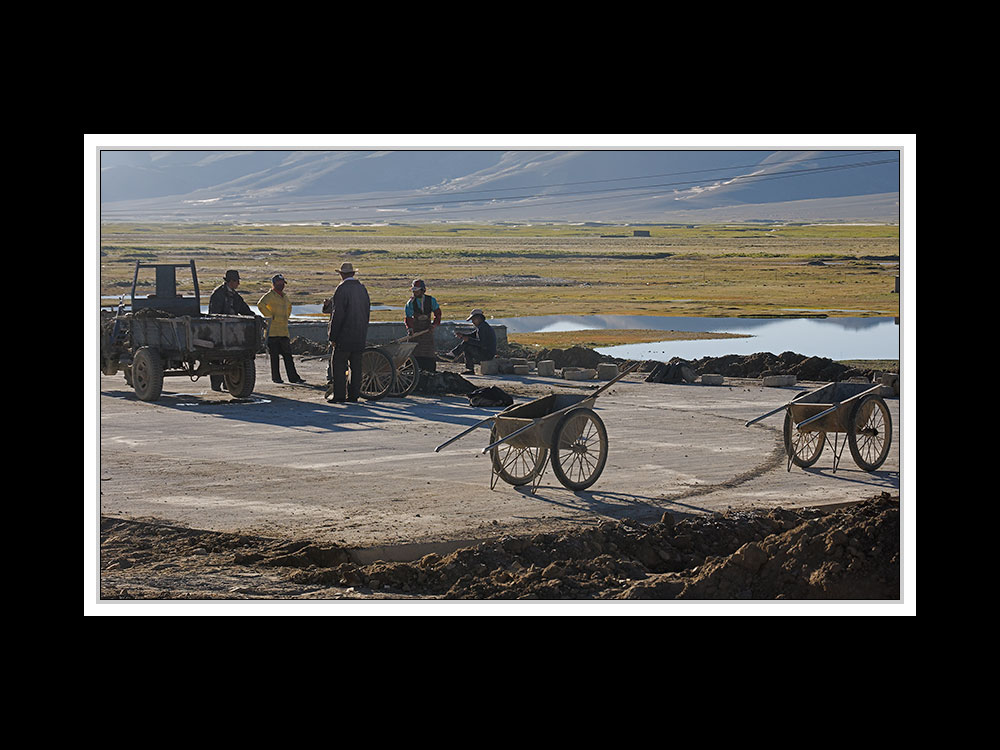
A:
98;222;901;328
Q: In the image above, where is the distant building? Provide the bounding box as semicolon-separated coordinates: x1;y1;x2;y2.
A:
633;230;650;237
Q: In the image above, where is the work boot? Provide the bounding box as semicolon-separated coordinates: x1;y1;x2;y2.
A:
272;378;284;384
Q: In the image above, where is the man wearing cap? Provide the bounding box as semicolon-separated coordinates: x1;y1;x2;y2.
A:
327;262;371;402
208;270;254;391
404;279;441;373
450;309;496;375
258;274;305;385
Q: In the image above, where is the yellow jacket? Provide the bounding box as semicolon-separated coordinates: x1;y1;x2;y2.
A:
257;289;293;337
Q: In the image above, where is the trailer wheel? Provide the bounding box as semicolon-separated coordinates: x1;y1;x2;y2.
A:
224;358;257;399
132;347;164;402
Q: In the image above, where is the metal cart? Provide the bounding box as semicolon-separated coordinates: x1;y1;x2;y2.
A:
436;362;641;492
745;381;893;472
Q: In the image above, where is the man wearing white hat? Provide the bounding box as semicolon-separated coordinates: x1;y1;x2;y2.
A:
450;308;496;375
327;262;370;402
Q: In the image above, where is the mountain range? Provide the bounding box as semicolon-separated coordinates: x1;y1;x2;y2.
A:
98;149;900;224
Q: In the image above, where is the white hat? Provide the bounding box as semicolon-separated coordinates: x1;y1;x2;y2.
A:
466;308;485;320
338;262;355;274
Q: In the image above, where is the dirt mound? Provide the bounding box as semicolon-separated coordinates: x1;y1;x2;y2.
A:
101;494;899;601
658;351;873;382
289;336;330;355
414;371;478;396
533;346;615;370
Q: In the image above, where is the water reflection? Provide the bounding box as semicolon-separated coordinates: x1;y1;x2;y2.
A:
491;315;900;361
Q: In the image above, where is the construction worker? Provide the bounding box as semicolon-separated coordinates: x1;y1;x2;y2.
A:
450;308;496;375
327;262;371;402
208;269;253;391
403;279;441;372
258;274;305;384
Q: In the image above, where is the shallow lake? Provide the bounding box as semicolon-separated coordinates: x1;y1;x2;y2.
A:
489;315;900;361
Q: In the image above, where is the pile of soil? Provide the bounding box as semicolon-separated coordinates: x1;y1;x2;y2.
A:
678;351;873;381
532;346;615;370
289;336;330;356
100;493;899;601
414;371;478;396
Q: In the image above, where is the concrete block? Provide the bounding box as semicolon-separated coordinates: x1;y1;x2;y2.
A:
512;365;531;375
701;374;725;385
479;359;500;375
496;358;514;374
596;363;619;380
762;374;797;387
563;368;597;381
536;360;556;377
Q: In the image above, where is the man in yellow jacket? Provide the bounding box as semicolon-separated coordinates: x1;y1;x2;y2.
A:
257;274;306;384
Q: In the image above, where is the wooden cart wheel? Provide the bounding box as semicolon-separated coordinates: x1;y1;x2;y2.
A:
549;407;608;491
848;394;892;471
783;410;826;468
359;348;394;400
490;424;548;487
224;357;257;399
132;347;164;402
388;355;420;397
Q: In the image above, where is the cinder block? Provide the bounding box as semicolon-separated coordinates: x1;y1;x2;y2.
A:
701;374;724;385
536;360;556;377
762;374;797;387
596;363;619;380
479;359;500;375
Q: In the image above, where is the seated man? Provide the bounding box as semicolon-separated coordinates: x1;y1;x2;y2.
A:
449;308;496;374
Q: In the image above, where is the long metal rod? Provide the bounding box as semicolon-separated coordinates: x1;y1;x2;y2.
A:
794;383;883;430
434;415;498;452
744;382;834;427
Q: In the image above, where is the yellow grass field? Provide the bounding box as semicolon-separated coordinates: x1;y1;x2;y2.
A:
98;222;900;323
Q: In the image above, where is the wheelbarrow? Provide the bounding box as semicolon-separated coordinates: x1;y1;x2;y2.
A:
358;330;428;400
435;361;642;492
745;381;893;472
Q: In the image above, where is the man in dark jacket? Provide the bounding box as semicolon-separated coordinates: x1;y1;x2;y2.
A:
450;308;496;375
327;262;371;402
209;269;253;316
208;270;253;391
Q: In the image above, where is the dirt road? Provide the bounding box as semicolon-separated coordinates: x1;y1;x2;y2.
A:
93;355;903;604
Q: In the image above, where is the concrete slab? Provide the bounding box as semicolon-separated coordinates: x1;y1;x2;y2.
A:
97;355;901;558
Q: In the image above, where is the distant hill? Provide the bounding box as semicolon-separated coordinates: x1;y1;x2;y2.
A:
98;149;900;224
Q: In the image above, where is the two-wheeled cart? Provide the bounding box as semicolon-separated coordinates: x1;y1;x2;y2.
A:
745;381;893;472
435;362;641;492
357;330;427;400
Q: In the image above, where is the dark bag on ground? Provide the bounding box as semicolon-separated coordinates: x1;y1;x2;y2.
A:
468;386;514;407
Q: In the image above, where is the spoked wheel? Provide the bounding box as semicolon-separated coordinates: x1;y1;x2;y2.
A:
132;347;163;402
490;424;548;487
224;358;257;398
549;407;608;491
848;394;892;471
358;348;394;400
783;410;826;469
388;355;420;397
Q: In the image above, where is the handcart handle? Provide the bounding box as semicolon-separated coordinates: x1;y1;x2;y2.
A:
390;328;431;345
744;382;833;427
793;383;883;430
434;414;497;452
